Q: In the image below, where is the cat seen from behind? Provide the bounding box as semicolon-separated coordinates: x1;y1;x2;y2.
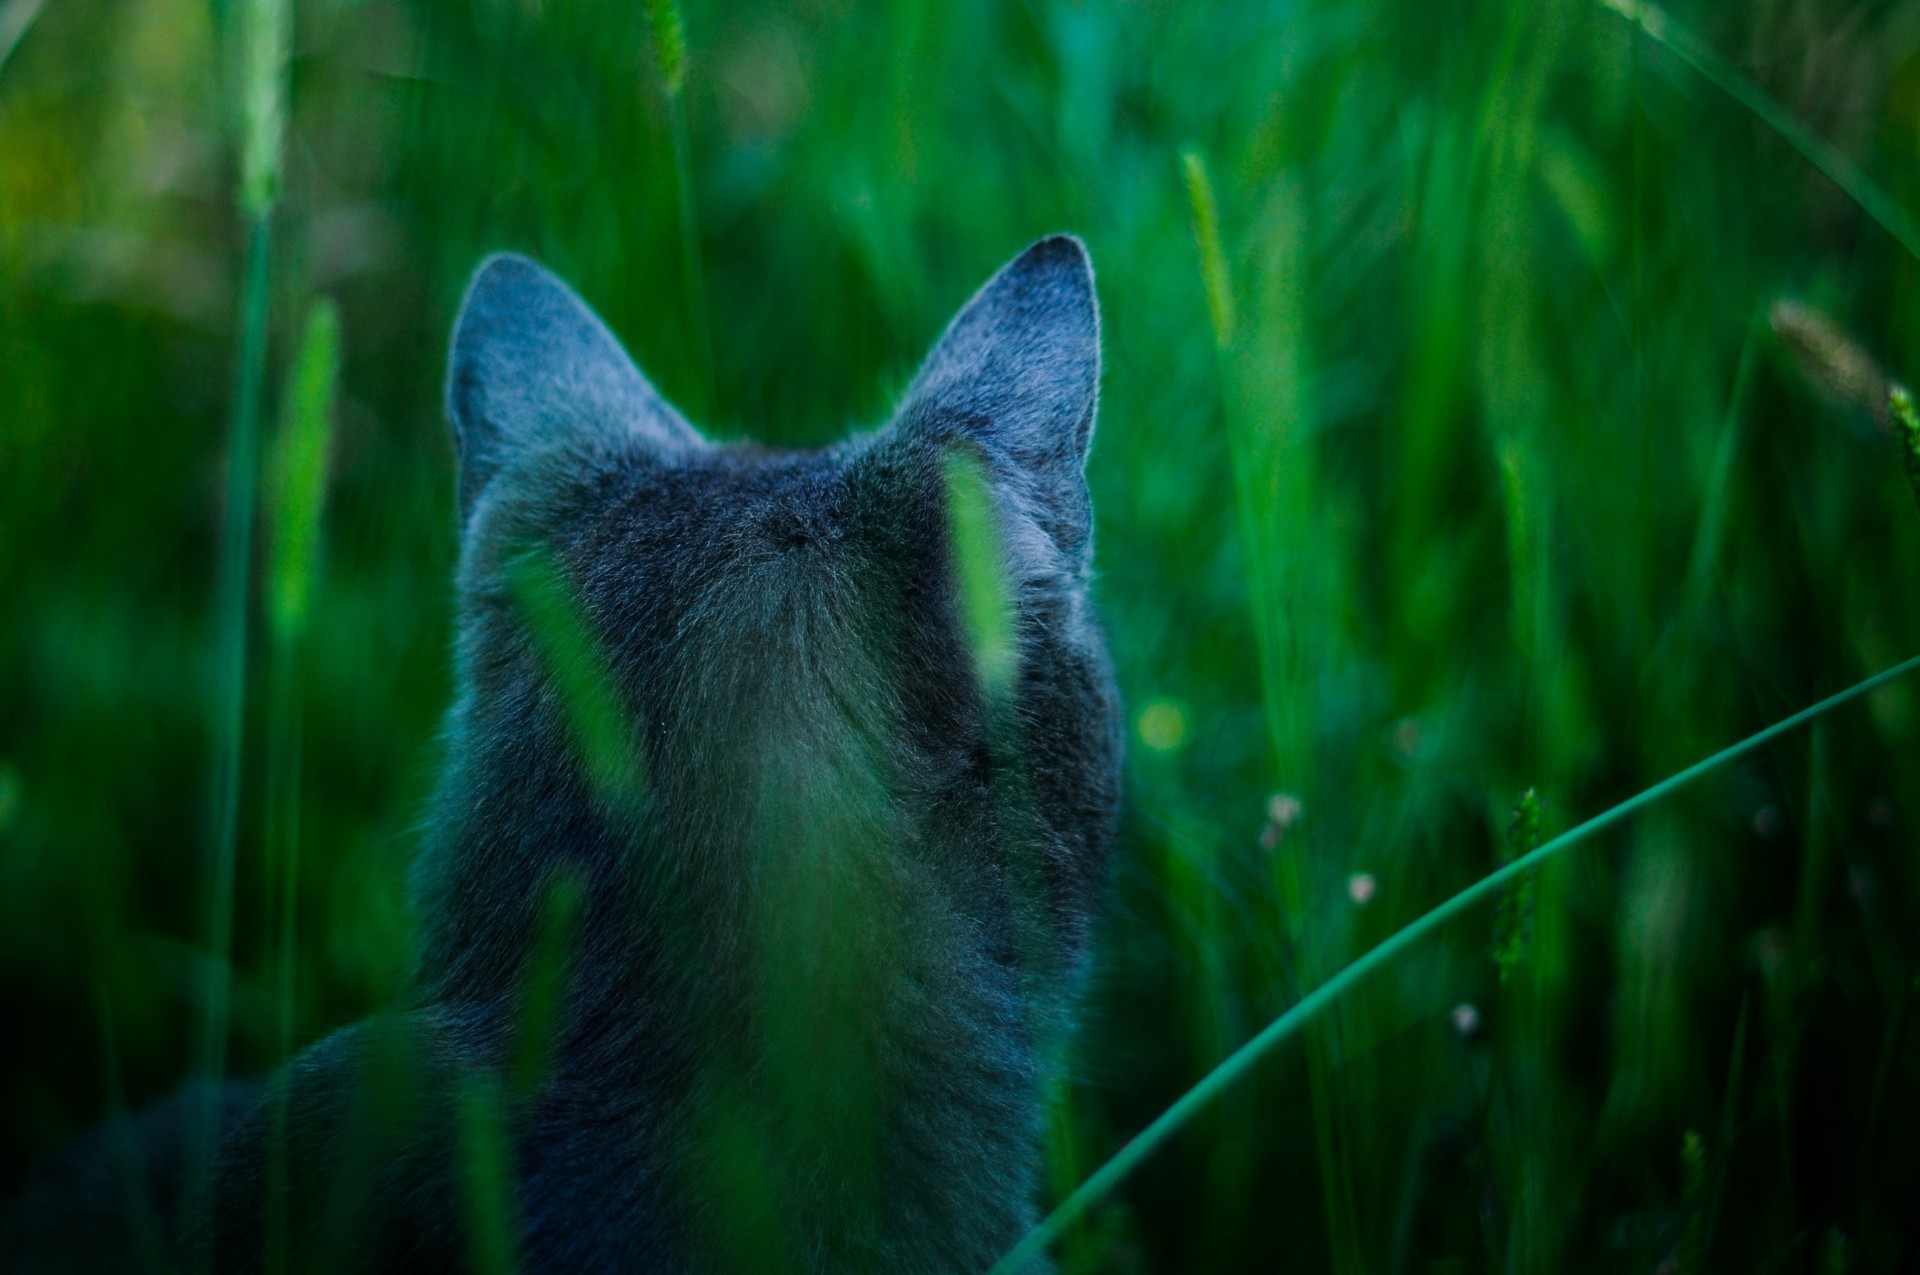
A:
5;235;1122;1274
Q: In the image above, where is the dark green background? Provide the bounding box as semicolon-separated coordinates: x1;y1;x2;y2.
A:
4;0;1920;1268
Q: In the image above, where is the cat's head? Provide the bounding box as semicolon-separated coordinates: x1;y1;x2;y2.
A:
425;237;1121;1005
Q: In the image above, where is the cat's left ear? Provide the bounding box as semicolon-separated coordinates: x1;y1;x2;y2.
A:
447;254;704;523
893;235;1100;558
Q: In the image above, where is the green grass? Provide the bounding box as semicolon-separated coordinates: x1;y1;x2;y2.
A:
5;0;1920;1270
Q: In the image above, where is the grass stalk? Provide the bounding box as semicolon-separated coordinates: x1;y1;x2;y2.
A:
649;0;714;421
1675;315;1762;626
1187;141;1360;1269
190;0;286;1253
189;207;271;1262
261;299;339;1274
1182;143;1363;1274
987;651;1920;1274
1889;386;1920;513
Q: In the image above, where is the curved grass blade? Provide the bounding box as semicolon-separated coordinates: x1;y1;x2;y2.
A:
988;652;1920;1274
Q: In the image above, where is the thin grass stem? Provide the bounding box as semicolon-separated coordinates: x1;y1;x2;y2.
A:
188;208;272;1262
987;651;1920;1273
190;0;286;1252
261;299;338;1275
649;0;714;420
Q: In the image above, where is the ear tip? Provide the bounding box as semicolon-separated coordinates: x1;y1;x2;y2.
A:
447;254;558;427
1010;236;1099;347
1016;234;1094;290
1026;232;1091;264
457;253;559;327
471;250;542;278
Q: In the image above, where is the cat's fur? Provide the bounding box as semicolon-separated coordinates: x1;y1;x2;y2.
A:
3;235;1121;1273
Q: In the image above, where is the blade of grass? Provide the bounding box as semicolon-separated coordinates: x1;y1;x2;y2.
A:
1675;312;1762;627
506;548;648;811
262;299;339;1275
648;0;714;421
0;0;46;81
190;0;286;1256
941;449;1018;703
1701;995;1748;1267
987;651;1920;1274
98;994;168;1275
511;866;587;1097
459;1074;521;1275
190;194;272;1275
1890;387;1920;515
1184;143;1362;1274
1594;0;1920;265
1861;971;1914;1173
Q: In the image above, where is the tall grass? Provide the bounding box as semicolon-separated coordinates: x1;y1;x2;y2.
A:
993;652;1920;1273
189;0;288;1249
648;0;715;421
261;299;339;1275
1595;0;1920;265
5;0;1920;1270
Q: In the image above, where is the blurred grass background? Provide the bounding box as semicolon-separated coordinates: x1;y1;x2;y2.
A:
5;0;1920;1269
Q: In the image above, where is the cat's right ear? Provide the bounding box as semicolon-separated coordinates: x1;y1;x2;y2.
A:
447;254;703;522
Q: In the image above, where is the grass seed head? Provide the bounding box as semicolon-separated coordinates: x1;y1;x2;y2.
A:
1491;789;1542;980
1889;384;1920;513
1770;300;1890;426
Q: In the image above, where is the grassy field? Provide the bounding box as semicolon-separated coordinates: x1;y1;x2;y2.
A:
5;0;1920;1269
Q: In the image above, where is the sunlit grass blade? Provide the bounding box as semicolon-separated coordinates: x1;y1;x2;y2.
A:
266;302;339;646
1889;386;1920;515
506;549;647;810
261;298;338;1275
237;0;286;219
1595;0;1920;264
942;449;1018;702
1179;149;1233;347
988;652;1920;1274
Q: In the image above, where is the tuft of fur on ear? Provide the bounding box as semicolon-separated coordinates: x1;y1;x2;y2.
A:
894;235;1101;559
446;254;705;522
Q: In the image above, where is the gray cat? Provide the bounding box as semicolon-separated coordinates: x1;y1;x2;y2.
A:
4;235;1121;1273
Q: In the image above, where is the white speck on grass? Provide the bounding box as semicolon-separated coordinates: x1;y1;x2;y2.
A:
1449;1003;1481;1037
